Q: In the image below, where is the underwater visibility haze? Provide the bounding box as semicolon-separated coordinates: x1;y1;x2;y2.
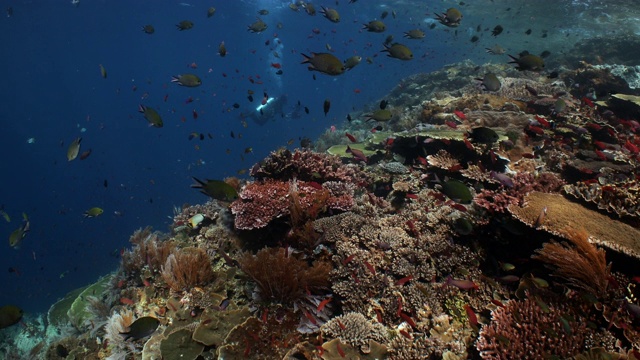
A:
1;0;640;359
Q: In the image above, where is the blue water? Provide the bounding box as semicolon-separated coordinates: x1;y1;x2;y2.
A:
0;1;466;313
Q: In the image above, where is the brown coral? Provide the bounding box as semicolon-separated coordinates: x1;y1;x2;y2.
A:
532;229;611;298
121;227;175;278
161;247;215;292
239;247;331;304
508;191;640;259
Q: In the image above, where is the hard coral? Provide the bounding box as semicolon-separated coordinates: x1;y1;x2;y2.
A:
230;179;354;230
476;298;587;359
509;191;640;259
250;148;368;184
239;247;331;305
320;312;388;352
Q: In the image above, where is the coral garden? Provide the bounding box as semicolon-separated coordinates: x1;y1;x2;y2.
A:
4;59;640;360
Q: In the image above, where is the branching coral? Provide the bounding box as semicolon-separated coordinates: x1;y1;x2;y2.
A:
239;247;331;305
476;298;588;359
533;229;611;298
161;247;215;292
320;312;388;352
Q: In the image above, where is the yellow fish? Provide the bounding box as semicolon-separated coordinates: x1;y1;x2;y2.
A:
8;213;29;248
0;209;10;223
99;64;107;79
84;207;104;218
67;137;82;161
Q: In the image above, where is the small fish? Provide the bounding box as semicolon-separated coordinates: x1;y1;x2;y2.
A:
8;213;29;248
464;304;478;330
218;41;227;57
207;7;216;18
0;209;10;223
176;20;194;31
345;132;357;142
0;305;23;329
84;207;104;218
444;275;478;290
138;105;163;128
247;17;268;33
491;25;503;36
99;64;107;78
534;206;547;228
343;56;362;71
301;52;345;76
346;145;368;163
469;127;499;144
485;44;506;55
120;317;160;340
323;99;331;116
403;29;425;39
171;74;202;87
319;6;340;23
188;214;205;228
381;43;413;60
191;177;238;202
365;109;392;122
142;24;155;34
79;149;92;160
441;180;473;204
67;137;82;161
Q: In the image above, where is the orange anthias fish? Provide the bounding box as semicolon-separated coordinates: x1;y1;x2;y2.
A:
346;145;367;163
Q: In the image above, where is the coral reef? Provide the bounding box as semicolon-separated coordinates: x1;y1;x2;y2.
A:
21;57;640;360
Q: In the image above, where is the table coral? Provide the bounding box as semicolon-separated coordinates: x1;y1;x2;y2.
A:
508;191;640;259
